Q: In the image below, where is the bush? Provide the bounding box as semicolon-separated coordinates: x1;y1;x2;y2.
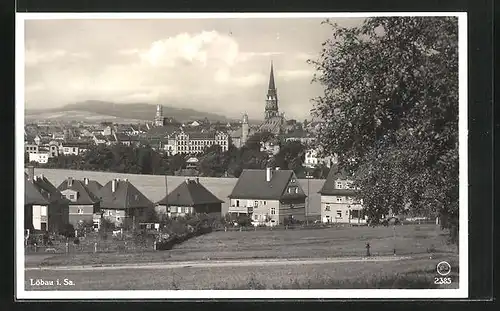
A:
73;238;80;245
61;223;75;238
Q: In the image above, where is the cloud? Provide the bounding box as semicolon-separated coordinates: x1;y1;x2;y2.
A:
25;49;90;66
137;31;240;68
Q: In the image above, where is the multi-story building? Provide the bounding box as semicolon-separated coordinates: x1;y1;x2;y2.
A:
318;165;365;224
173;130;229;155
228;168;307;226
304;149;337;168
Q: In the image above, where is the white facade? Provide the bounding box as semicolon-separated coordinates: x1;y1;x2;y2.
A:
29;152;49;164
172;130;229;155
32;205;48;230
304;149;337;168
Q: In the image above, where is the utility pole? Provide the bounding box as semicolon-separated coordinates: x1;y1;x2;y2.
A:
306;173;314;225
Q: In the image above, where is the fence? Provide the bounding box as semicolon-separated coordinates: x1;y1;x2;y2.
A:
25;232;158;254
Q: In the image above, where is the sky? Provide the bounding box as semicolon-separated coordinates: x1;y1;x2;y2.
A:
24;17;364;120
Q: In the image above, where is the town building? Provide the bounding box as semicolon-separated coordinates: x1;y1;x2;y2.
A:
60;141;90;156
26;167;69;232
172;129;229;155
29;152;49;164
229;113;251;148
318;165;365;224
24;175;50;232
57;177;102;230
228;168;306;226
97;178;155;229
156;178;223;218
154;104;165;127
304;149;337;168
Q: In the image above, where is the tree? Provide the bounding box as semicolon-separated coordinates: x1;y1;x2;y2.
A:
310;17;459;244
274;140;306;174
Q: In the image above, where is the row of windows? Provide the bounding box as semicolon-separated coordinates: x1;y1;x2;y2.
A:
234;200;267;207
336;181;354;189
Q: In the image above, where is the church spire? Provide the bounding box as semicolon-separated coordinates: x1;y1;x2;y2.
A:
264;61;279;120
268;60;276;91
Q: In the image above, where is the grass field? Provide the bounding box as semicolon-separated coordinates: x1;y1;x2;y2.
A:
25;168;326;216
24;224;459;290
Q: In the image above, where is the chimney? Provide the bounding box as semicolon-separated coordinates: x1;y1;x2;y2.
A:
27;166;34;181
112;179;117;193
84;178;88;185
67;177;73;187
266;167;272;182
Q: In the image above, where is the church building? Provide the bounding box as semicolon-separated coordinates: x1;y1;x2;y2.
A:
258;61;285;135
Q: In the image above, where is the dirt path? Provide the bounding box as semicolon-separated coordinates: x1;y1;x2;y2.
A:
25;255;413;271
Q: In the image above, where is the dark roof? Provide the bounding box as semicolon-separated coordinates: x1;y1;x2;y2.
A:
97;179;154;210
25;177;49;205
32;176;70;205
57;179;100;205
83;180;103;197
318;164;357;195
94;134;106;140
157;179;224;206
228;169;306;200
145;125;179;138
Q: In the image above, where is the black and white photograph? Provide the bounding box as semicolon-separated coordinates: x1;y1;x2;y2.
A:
16;13;467;299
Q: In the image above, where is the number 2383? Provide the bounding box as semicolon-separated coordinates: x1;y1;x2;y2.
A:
434;277;452;285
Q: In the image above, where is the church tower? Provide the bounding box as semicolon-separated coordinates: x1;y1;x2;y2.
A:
241;113;249;146
154;104;164;126
264;61;279;120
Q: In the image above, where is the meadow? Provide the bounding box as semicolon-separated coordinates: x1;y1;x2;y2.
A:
26;224;456;268
25;168;326;216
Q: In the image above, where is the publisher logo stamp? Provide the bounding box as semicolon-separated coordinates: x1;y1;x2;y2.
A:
436;261;451;276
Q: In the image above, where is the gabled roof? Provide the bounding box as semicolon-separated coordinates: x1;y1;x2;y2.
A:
228;169;306;200
97;179;154;210
32;176;70;205
83;180;103;197
25;177;49;205
57;179;100;205
318;164;357;196
157;179;224;206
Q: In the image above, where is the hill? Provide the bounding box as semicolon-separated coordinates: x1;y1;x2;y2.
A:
25;100;233;123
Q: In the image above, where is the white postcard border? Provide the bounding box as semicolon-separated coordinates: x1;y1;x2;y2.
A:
15;12;468;299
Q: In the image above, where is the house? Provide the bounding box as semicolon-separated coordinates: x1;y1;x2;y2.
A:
304;149;337;168
25;143;39;155
97;178;155;229
260;140;280;155
93;134;107;145
26;167;69;233
24;175;50;232
318;165;365;224
228;168;307;226
156;178;223;217
60;141;90;156
29;152;49;164
57;177;102;230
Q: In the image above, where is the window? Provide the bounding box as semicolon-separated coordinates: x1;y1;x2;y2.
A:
270;208;276;215
77;208;84;214
294;188;299;194
254;215;258;220
325;205;331;212
177;207;182;213
291;178;296;183
236;200;240;207
263;201;267;205
336;210;342;218
336;181;343;189
336;196;342;203
254;201;259;207
69;194;75;200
